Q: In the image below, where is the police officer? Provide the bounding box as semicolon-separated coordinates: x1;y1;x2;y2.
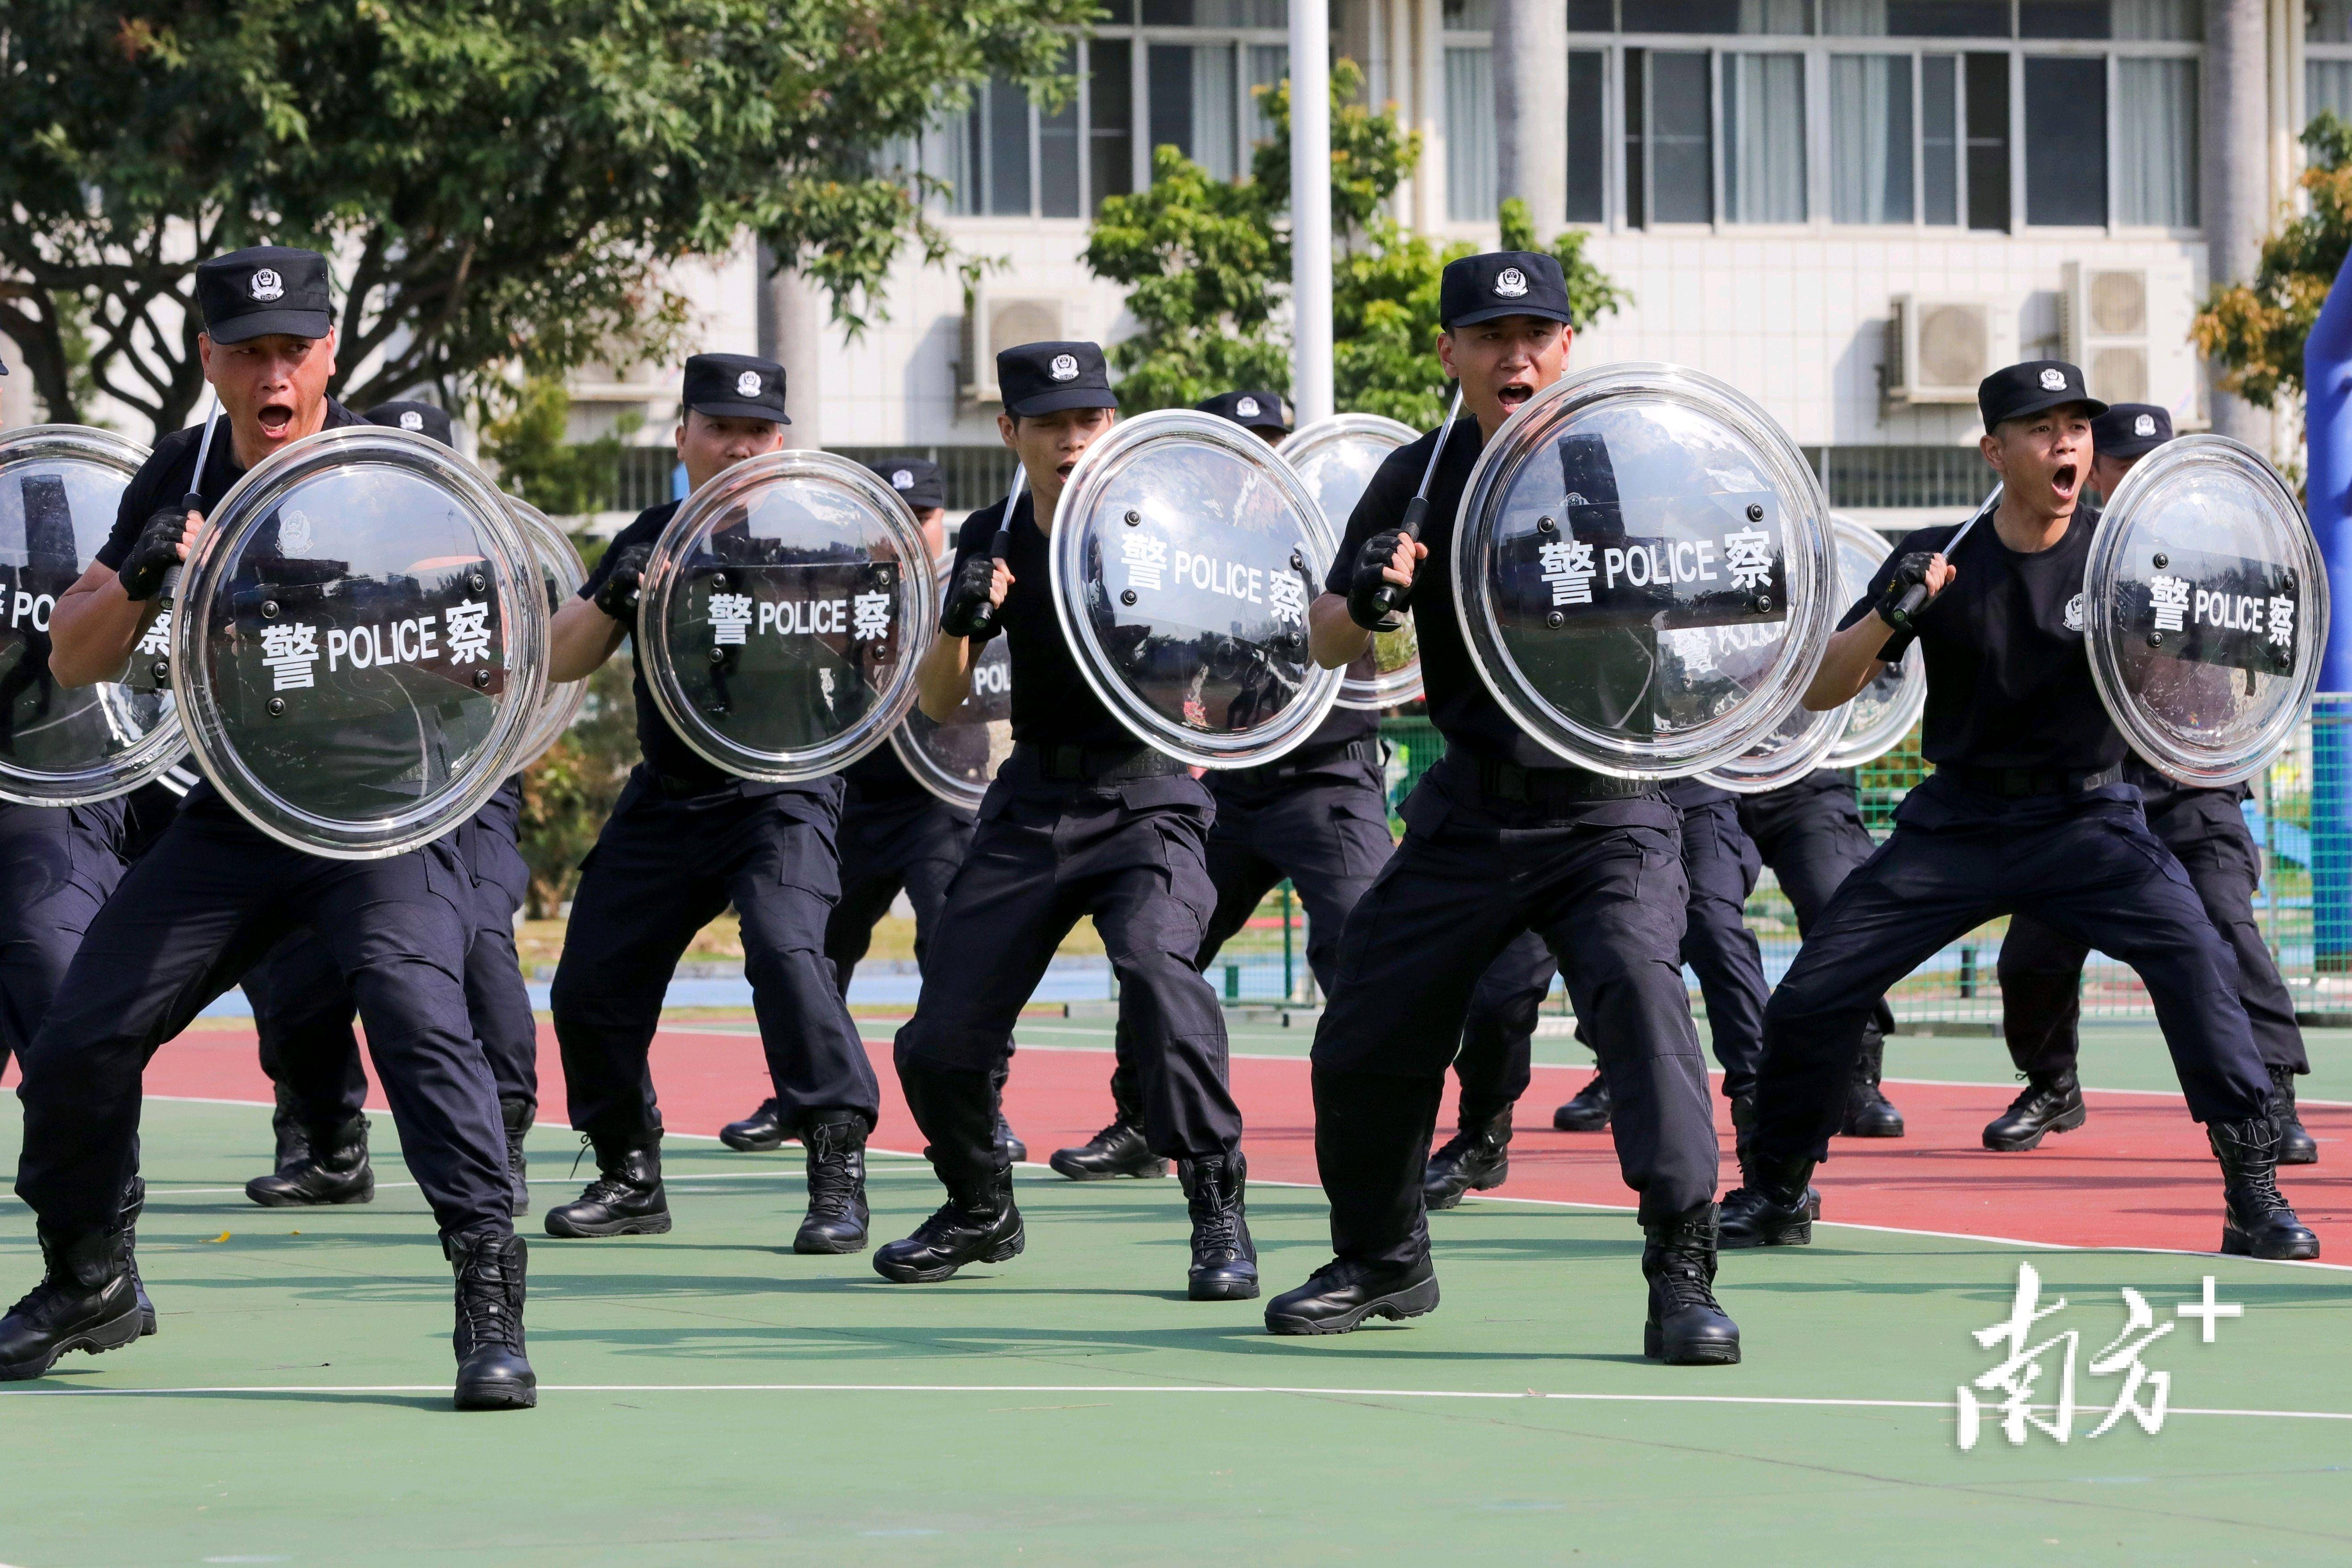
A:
1270;253;1737;1364
719;457;1024;1166
542;354;881;1253
1989;403;2317;1163
240;399;542;1214
0;247;533;1408
875;341;1253;1301
1724;364;2317;1262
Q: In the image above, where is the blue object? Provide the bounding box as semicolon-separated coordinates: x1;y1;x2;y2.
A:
2304;249;2352;961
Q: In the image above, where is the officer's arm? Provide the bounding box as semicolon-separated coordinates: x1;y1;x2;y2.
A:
49;563;159;689
1802;617;1896;711
915;632;974;723
1308;593;1367;669
549;596;625;682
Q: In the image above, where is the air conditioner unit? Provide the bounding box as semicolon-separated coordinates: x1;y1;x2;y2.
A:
2059;260;2202;426
962;291;1069;404
1885;296;2015;406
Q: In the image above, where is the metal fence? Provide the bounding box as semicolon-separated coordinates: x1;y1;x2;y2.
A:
1195;704;2352;1032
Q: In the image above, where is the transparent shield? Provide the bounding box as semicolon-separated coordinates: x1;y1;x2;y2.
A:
2085;435;2327;788
1451;364;1835;777
1823;514;1927;770
1052;409;1344;768
1284;414;1424;709
639;451;935;782
172;427;547;857
507;497;588;769
0;426;188;805
890;551;1014;810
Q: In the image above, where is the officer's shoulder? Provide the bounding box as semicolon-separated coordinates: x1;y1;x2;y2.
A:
142;422;202;475
619;499;678;542
1893;521;1964;559
953;505;1003;553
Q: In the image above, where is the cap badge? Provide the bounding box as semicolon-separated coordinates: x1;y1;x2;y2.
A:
2039;367;2067;392
1049;353;1081;383
399;410;425;432
735;369;763;398
891;469;915;489
1236;396;1260;418
249;268;284;303
2134;413;2156;437
1494;267;1529;299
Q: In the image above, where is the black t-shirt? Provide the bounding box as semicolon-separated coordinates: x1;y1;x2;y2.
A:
1843;505;2122;774
100;399;363;570
1323;423;1560;767
1298;696;1379;750
579;500;744;790
950;495;1132;750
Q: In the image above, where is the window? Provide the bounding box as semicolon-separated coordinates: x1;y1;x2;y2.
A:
1445;48;1497;221
1809;446;1997;509
1567;50;1608;222
2116;57;2196;226
1091;41;1135;209
1921;53;1959;223
2023;55;2106;226
2313;3;2352;128
1831;55;1913;225
1963;52;2009;230
1723;53;1808;222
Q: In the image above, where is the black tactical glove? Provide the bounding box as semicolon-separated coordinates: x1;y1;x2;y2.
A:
117;505;192;602
592;543;652;622
940;554;1005;641
1345;530;1414;630
1872;550;1941;657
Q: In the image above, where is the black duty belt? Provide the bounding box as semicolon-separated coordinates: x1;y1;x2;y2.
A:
1025;742;1189;784
1221;736;1381;786
1475;757;1652;805
1938;762;2126;799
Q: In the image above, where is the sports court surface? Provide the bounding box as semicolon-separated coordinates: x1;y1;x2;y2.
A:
4;1014;2350;1566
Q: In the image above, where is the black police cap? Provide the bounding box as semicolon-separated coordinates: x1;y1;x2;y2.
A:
870;457;945;512
998;340;1117;419
1196;389;1291;434
364;400;455;449
196;246;334;345
1977;359;2107;430
682;353;790;424
2090;402;2172;459
1440;251;1574;330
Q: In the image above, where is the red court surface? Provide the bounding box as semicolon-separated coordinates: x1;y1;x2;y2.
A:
22;1020;2352;1258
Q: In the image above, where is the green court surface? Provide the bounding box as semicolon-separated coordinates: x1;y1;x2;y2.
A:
4;1076;2352;1567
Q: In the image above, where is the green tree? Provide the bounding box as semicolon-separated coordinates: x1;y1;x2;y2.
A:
479;379;643;519
2193;114;2352;411
516;532;642;915
0;0;1091;429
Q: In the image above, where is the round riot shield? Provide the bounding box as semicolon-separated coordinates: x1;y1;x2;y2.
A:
1451;364;1836;778
890;551;1014;810
1284;414;1424;710
639;451;934;782
507;496;589;769
1052;409;1344;767
2085;435;2327;788
1823;514;1927;771
171;427;548;858
0;427;188;805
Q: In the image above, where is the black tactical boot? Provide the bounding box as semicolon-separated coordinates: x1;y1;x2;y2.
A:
720;1097;788;1153
0;1227;142;1380
270;1079;312;1173
795;1112;871;1254
1049;1118;1167;1180
1718;1148;1816;1249
1552;1068;1611;1132
1839;1039;1905;1138
1423;1106;1511;1209
543;1136;671;1238
1182;1151;1257;1301
873;1167;1024;1283
500;1096;534;1216
1642;1202;1741;1366
245;1113;375;1207
2269;1064;2318;1166
996;1110;1028;1165
1264;1254;1439;1335
2210;1118;2320;1261
1982;1072;2087;1152
446;1229;535;1411
124;1176;155;1337
1729;1095;1821;1220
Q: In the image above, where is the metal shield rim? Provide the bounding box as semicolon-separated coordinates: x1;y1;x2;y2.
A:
1822;514;1927;770
0;424;192;805
506;496;589;770
2083;434;2327;789
887;549;999;812
1449;362;1837;779
638;449;937;783
1285;413;1427;711
1695;701;1846;794
170;425;548;858
1049;408;1345;768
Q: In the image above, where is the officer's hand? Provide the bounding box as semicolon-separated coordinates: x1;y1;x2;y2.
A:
117;505;200;602
592;544;652;622
1874;551;1956;628
941;555;1012;640
1346;529;1425;630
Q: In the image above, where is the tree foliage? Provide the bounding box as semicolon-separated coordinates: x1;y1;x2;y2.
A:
479;379;642;519
516;532;640;917
2193;114;2352;411
0;0;1091;430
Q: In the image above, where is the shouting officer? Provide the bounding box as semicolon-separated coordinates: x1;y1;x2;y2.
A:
1989;403;2317;1163
1270;253;1738;1365
542;354;881;1253
0;247;533;1408
719;456;1025;1167
874;341;1253;1301
1723;364;2316;1262
239;397;542;1215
